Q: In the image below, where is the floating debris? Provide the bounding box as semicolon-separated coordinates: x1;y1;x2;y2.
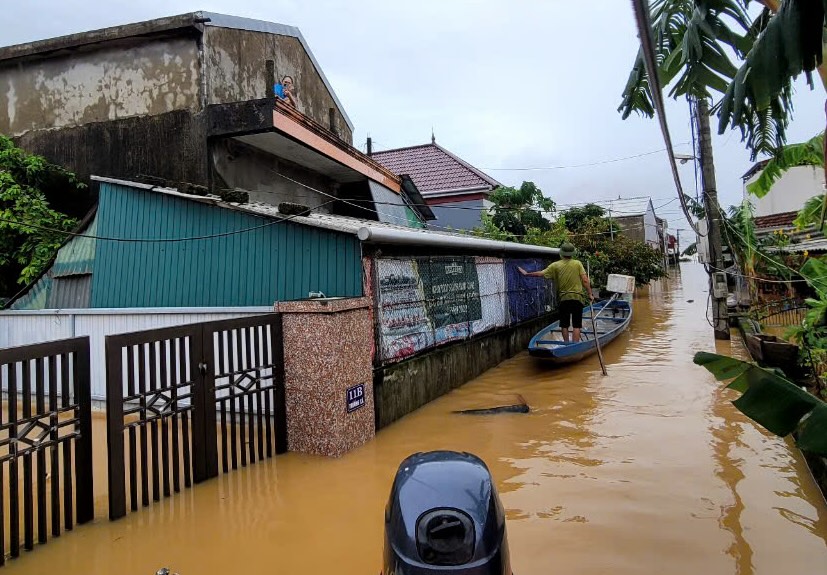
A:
454;394;529;415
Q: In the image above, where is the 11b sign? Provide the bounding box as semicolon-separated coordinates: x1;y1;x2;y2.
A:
346;383;366;413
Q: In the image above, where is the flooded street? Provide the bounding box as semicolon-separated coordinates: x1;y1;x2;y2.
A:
7;262;827;574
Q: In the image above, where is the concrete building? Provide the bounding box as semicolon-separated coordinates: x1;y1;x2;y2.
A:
608;197;664;251
0;12;432;226
742;163;825;218
371;138;500;230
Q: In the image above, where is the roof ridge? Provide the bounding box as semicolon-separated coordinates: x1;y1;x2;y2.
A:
371;143;437;155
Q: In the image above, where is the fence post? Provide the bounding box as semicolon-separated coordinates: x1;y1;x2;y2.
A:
271;315;288;454
74;339;94;525
189;330;209;483
200;328;219;480
105;337;126;520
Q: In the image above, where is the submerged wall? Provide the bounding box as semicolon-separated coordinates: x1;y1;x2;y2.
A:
373;313;556;429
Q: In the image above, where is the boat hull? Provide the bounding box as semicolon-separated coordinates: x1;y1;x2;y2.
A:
528;299;632;364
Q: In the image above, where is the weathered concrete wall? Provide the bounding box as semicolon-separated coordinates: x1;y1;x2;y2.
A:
204;27;352;143
14;109;209;189
211;138;336;211
0;37;201;136
373;313;557;429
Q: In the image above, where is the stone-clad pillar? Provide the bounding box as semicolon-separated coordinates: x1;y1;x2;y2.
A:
276;297;374;456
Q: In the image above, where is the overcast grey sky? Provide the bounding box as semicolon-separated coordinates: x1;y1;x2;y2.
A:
2;1;824;238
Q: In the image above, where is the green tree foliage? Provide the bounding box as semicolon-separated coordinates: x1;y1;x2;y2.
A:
0;135;82;295
479;182;665;288
487;181;555;237
619;0;753;120
570;220;667;289
562;203;606;232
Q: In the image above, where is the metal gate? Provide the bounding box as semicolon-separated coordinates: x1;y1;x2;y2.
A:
0;337;94;563
105;314;286;520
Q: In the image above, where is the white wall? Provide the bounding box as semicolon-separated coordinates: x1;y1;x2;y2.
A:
643;203;659;247
1;308;273;400
744;165;825;217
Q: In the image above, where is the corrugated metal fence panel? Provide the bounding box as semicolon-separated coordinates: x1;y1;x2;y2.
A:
48;275;92;308
0;308;274;399
92;182;362;307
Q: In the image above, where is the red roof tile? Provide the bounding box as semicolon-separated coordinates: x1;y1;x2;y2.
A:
371;143;500;194
753;211;798;230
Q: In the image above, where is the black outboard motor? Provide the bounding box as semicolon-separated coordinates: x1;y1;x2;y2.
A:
383;451;511;574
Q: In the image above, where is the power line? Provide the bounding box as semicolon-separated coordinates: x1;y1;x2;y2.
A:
483;143;691;171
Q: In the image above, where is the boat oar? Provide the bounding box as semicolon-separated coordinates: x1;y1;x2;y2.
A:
587;261;608;376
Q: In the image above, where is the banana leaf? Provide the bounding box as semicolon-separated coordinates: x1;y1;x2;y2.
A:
694;351;827;454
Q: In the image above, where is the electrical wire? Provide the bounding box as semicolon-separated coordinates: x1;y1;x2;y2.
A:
483;144;691;171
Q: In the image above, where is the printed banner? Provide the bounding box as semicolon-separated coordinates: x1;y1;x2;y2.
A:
472;257;507;334
376;259;434;361
420;257;482;344
374;256;556;363
505;259;555;324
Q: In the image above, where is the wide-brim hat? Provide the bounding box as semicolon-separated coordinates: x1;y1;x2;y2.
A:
560;243;576;257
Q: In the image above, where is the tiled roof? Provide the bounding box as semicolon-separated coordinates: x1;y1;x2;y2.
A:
753;211;797;230
371;143;500;194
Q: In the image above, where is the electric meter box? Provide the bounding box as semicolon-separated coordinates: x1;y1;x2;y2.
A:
712;272;728;298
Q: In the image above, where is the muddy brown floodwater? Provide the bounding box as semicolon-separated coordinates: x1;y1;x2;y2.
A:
7;263;827;574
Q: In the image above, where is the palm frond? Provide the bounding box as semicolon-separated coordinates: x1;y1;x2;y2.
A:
619;0;753;118
794;193;827;231
718;0;826;158
747;132;825;197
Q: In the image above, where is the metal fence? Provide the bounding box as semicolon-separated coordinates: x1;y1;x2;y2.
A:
105;314;286;520
750;297;807;327
373;256;556;363
0;337;93;564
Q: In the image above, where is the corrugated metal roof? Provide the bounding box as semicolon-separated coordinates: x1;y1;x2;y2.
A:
92;177;559;256
766;238;827;254
51;217;98;277
604;197;654;216
91;180;363;308
371;143;500;194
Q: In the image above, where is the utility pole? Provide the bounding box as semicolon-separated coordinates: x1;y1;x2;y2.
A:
696;97;729;340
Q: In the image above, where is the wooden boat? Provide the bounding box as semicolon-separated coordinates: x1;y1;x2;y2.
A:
528;298;632;364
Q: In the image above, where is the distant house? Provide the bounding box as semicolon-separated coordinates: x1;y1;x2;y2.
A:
608;197;664;251
371;138;500;230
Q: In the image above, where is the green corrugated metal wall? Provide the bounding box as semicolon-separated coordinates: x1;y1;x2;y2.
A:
91;182;363;307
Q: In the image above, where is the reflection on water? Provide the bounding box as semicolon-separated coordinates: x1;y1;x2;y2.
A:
5;263;827;574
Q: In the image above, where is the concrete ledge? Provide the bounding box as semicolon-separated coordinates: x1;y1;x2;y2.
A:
373;313;556;430
276;297;369;314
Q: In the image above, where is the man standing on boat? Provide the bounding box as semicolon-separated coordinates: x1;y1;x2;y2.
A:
518;242;594;343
